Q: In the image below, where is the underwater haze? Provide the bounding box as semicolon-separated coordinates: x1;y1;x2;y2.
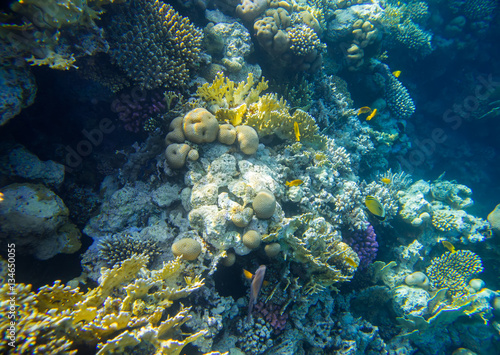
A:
1;0;500;354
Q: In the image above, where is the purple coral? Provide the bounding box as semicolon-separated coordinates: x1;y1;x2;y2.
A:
345;224;378;269
253;301;288;333
111;88;166;132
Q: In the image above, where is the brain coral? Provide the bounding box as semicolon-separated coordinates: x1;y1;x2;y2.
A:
172;238;202;261
426;250;483;297
106;0;203;89
183;108;219;144
253;189;277;219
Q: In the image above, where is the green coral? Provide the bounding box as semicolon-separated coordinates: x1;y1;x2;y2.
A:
106;0;203;90
426;250;483;297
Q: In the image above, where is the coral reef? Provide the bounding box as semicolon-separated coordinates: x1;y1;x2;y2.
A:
397;179;490;244
105;0;203;89
0;255;207;354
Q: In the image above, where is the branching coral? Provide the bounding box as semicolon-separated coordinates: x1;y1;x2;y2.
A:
97;233;162;267
426;250;483;297
264;213;358;290
377;63;415;119
287;24;324;56
196;72;268;119
246;94;326;146
0;255;207;354
106;0;203;90
196;72;325;145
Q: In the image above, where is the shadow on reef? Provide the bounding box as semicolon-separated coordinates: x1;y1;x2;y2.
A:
2;233;92;290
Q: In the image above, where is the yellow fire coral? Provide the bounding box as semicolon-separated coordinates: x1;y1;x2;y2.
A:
0;255;207;354
196;72;325;146
246;94;325;146
196;72;268;120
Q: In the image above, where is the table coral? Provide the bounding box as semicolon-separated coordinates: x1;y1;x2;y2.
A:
106;0;203;90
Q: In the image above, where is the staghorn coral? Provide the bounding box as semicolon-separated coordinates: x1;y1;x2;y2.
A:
106;0;203;90
426;250;483;297
97;233;162;267
0;255;207;354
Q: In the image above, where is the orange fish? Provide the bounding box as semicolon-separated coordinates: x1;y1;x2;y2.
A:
294;121;301;142
286;179;304;187
366;108;378;121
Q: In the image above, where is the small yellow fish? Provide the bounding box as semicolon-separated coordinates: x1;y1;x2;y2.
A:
365;195;386;220
294;121;301;142
366;108;378;121
393;70;401;78
345;257;358;268
243;268;270;286
357;106;372;115
0;192;3;202
285;179;304;187
243;269;254;279
380;177;391;184
442;240;456;253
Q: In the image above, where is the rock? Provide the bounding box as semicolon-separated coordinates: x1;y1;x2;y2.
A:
0;183;81;259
